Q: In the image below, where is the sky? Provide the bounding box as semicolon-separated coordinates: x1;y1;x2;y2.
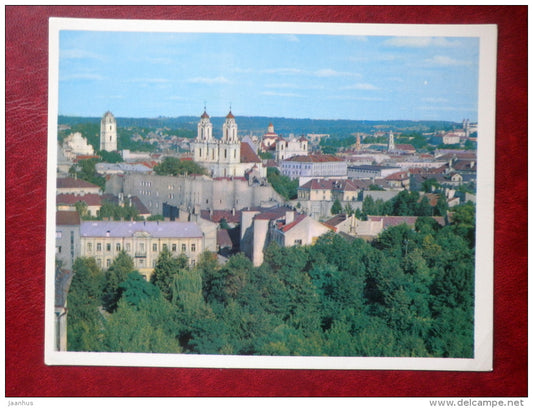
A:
58;29;479;122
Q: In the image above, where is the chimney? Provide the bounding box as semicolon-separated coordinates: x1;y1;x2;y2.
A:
285;210;295;225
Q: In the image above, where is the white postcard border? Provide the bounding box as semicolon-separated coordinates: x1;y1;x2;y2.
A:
45;17;497;371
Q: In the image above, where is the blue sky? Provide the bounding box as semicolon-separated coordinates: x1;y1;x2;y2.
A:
58;30;479;122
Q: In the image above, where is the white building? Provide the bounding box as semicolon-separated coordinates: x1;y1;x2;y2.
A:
100;111;117;152
347;164;402;180
275;135;309;161
190;110;266;178
62;132;95;159
240;206;331;266
79;220;204;279
280;154;347;182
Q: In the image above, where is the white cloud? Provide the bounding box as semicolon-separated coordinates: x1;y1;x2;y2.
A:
283;34;300;43
263;68;303;75
261;91;302;98
61;49;104;60
384;37;460;48
342;83;380;91
60;72;106;81
187;76;231;84
127;78;171;84
313;68;359;78
425;55;471;66
422;97;449;103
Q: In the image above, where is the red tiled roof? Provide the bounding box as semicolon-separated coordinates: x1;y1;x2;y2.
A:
324;214;347;228
200;209;241;224
217;229;233;248
56;210;80;226
57;177;101;189
385;171;409;181
280;213;307;232
395;144;416;152
56;193;103;206
285;154;342;163
299;178;361;191
130;196;150;215
240;142;261;163
73;155;100;162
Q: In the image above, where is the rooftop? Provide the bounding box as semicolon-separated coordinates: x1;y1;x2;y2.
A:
57;177;101;189
284;154;343;163
240;142;262;163
80;220;203;238
56;210;80;226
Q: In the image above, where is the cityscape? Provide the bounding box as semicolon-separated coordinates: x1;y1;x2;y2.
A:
53;27;479;360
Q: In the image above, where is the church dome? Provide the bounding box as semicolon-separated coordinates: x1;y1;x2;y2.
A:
226;111;235;119
201;110;210;119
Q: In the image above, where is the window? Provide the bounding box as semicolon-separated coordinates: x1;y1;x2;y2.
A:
163;244;168;251
172;244;177;252
106;259;111;267
106;243;111;252
116;243;121;251
191;243;196;252
57;246;62;254
87;242;93;252
56;231;62;239
126;243;131;252
97;243;102;252
181;244;187;252
294;239;303;246
152;243;157;252
97;258;102;267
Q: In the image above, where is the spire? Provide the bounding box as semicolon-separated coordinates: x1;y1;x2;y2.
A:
388;130;395;151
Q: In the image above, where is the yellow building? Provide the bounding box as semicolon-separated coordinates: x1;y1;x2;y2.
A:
80;220;204;279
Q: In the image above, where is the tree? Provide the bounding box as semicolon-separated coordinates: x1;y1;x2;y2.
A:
331;199;343;215
154;156;207;176
66;257;105;351
102;251;135;312
120;271;160;308
101;298;182;353
74;200;89;219
150;246;188;301
267;167;299;201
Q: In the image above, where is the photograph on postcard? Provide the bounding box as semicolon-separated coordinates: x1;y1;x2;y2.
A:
45;18;496;370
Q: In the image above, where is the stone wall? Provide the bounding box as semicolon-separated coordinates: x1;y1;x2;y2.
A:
110;173;284;215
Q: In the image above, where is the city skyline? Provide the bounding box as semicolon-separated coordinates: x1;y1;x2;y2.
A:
58;28;480;122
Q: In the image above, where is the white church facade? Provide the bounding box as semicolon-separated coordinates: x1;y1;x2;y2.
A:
191;110;266;179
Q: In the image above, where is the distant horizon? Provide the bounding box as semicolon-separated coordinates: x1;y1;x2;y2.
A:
58;112;470;124
58;28;479;123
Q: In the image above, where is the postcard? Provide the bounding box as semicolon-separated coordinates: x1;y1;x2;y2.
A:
45;17;497;370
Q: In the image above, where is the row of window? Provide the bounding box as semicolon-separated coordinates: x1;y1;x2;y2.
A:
94;257;197;269
85;242;197;253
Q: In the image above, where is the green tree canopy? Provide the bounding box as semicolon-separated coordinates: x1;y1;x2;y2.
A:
154;156;207;176
102;251;136;312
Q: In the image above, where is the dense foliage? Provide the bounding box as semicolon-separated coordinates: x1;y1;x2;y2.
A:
153;157;208;176
67;203;474;357
267;167;299;201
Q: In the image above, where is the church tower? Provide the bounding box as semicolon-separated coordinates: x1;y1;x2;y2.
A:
100;111;117;152
220;110;240;169
387;130;395;152
221;110;239;143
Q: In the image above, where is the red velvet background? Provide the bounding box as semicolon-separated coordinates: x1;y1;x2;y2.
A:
5;6;527;397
